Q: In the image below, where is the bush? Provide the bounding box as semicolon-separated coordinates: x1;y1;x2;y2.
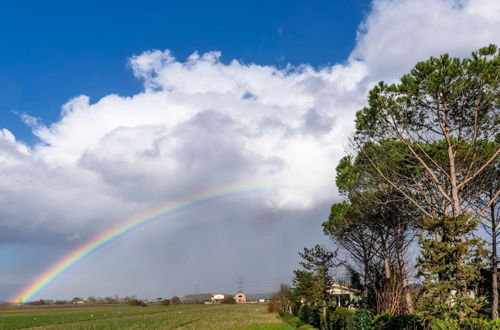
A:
28;299;46;305
460;318;500;330
171;296;181;305
429;318;459;330
127;299;147;307
268;295;281;313
297;305;320;327
460;318;489;330
292;302;301;316
297;305;311;324
280;312;317;329
373;312;423;330
327;306;355;330
353;309;374;330
488;320;500;329
159;299;170;306
222;296;236;304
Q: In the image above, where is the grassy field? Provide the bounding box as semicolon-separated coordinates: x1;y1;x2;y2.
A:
0;303;296;329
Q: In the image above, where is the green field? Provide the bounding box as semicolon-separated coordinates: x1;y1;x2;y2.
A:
0;303;295;329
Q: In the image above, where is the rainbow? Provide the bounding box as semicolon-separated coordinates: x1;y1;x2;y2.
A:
12;186;271;304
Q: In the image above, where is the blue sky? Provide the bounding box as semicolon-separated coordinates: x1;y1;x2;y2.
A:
1;0;369;143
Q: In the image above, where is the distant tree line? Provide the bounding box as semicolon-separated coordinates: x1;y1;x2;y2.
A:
23;295;184;307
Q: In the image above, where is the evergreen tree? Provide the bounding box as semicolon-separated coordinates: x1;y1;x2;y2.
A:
416;215;487;323
291;245;336;328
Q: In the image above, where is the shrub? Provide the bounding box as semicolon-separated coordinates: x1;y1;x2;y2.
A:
297;305;320;327
127;299;147;307
353;309;374;330
28;299;46;305
268;295;281;313
159;299;170;306
328;306;355;330
373;312;423;330
460;318;488;330
297;305;311;324
389;314;422;330
222;296;236;304
429;318;460;330
460;318;500;330
171;296;181;305
372;313;391;330
488;320;500;329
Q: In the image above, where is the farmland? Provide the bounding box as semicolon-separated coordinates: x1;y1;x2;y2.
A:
0;303;294;329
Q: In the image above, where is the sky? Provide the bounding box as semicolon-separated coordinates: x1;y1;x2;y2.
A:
1;0;500;301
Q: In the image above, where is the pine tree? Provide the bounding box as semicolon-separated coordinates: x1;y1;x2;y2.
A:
416;215;487;323
291;245;336;328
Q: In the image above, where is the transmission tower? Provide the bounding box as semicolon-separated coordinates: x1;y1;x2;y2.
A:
237;276;245;292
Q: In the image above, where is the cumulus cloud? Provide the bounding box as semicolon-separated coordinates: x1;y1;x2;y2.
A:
352;0;500;81
1;0;499;300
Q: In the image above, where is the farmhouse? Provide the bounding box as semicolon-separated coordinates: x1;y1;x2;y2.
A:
211;293;225;303
234;291;246;303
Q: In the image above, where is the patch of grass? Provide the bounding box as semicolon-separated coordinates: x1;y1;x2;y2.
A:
0;303;291;329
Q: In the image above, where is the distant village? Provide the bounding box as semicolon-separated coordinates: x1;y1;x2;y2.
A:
7;291;274;306
4;283;361;308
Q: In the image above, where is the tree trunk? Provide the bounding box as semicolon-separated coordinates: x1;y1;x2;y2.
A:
382;238;392;280
447;142;467;322
492;203;498;320
446;136;461;217
395;229;414;313
363;259;370;309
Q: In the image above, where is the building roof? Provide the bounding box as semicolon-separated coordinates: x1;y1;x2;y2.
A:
328;284;361;295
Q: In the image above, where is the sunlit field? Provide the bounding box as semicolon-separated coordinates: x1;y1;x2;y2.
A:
0;303;294;329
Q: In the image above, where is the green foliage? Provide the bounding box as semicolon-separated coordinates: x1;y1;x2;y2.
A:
327;306;355;330
372;312;423;330
159;299;170;306
292;244;336;309
460;317;491;330
352;309;374;330
416;214;487;322
297;304;320;327
352;44;499;319
489;320;500;329
372;313;391;329
429;318;460;330
280;312;317;329
355;44;500;143
291;302;301;316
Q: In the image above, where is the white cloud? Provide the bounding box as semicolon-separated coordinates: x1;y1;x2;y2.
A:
24;52;367;213
1;0;500;300
352;0;500;81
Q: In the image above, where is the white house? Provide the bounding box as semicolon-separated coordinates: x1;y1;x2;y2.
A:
328;284;361;307
211;293;225;303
